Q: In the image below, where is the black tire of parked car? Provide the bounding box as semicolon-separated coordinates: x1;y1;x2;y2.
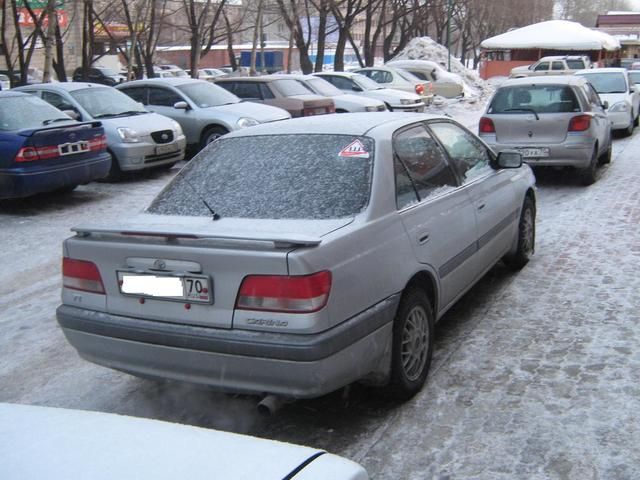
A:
101;151;122;182
624;114;634;137
580;146;599;186
504;195;536;270
386;287;434;400
599;141;612;165
200;126;228;150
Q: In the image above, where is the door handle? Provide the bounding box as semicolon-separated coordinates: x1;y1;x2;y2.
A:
477;203;486;211
417;232;430;245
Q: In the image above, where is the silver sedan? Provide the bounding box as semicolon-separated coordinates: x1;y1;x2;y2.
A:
56;113;536;401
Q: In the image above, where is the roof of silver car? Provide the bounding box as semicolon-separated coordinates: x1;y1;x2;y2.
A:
499;75;589;87
225;112;447;138
15;82;111;92
119;78;205;87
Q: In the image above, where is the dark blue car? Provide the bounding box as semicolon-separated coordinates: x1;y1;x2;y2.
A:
0;91;111;199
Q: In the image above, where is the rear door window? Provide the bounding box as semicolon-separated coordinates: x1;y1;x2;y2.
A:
42;91;75;111
534;62;550;71
233;82;261;100
148;135;374;219
148;87;183;107
393;125;458;209
552;61;565;71
488;85;581;114
120;86;148;105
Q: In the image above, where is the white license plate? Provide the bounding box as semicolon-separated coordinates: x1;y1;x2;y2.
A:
156;144;179;155
117;272;212;303
518;147;549;158
59;141;89;156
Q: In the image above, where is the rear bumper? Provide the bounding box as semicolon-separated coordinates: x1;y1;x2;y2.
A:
0;153;111;199
56;295;399;398
485;138;594;168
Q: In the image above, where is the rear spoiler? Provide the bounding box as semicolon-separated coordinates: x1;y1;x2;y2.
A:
71;226;322;249
18;121;103;137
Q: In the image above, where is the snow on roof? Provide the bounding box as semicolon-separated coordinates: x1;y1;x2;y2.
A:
481;20;620;51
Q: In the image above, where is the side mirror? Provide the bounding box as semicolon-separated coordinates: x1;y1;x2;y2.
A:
63;109;80;120
173;101;189;110
602;100;609;110
496;150;523;169
351;85;363;92
630;85;636;93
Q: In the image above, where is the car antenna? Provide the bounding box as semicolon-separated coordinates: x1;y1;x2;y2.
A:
181;175;221;221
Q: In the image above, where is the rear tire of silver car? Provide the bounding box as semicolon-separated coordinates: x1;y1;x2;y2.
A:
598;141;612;165
387;288;434;400
580;146;598;186
624;114;634;137
200;126;228;149
504;196;535;270
634;113;639;127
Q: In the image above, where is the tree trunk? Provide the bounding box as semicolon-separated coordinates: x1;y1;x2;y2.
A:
42;0;57;82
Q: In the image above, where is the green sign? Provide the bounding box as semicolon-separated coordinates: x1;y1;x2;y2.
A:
16;0;64;8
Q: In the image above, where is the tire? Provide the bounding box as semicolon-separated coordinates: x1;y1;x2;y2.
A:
579;146;598;186
598;140;612;165
200;126;228;150
101;151;122;182
624;114;634;137
634;112;639;127
386;288;434;400
504;196;536;270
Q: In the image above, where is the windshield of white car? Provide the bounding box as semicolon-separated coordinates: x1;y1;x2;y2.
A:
629;71;640;84
148;134;374;219
396;69;423;83
306;78;342;96
0;95;75;130
353;74;384;90
488;85;580;114
579;73;627;94
70;87;147;118
176;82;240;107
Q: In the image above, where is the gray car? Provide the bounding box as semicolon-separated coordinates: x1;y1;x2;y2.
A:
56;113;535;401
14;83;186;179
479;76;612;185
117;78;291;149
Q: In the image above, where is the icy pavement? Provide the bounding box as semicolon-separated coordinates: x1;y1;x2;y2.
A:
1;115;639;479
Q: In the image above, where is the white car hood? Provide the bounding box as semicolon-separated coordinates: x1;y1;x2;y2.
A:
338;93;383;107
0;403;368;480
365;88;421;102
214;101;291;123
597;92;628;106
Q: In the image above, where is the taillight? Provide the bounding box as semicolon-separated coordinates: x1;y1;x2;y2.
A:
88;134;107;151
302;107;315;116
326;104;335;114
236;271;331;313
568;115;591;132
415;84;424;95
479;117;496;134
15;147;39;162
62;257;105;294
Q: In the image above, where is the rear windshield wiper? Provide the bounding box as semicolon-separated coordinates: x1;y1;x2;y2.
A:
181;175;221;221
504;107;539;120
42;117;72;125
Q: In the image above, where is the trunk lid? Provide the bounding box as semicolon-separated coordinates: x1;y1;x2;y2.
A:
491;113;572;144
64;214;352;328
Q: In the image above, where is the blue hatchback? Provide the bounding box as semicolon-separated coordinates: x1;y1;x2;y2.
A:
0;91;111;199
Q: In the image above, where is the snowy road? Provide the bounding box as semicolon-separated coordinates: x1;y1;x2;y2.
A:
2;113;639;479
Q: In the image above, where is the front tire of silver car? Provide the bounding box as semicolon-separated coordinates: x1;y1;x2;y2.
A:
200;126;228;150
101;151;122;182
387;288;434;400
504;196;535;270
625;114;634;137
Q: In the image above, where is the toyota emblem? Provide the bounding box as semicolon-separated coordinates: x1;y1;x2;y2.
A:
528;131;533;138
161;133;169;141
153;259;166;270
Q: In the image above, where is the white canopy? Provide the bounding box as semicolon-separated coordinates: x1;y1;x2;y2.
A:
481;20;620;51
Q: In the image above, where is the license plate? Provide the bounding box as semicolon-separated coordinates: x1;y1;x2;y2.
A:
117;271;212;303
58;141;89;156
518;147;549;158
156;144;179;155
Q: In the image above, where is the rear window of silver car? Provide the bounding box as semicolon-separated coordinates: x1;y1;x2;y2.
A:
488;85;580;114
148;134;374;219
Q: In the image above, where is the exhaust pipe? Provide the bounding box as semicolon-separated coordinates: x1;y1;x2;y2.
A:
257;395;287;416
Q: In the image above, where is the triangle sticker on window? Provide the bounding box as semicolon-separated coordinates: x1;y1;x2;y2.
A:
338;139;370;158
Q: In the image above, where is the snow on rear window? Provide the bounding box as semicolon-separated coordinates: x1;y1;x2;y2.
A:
148;134;374;219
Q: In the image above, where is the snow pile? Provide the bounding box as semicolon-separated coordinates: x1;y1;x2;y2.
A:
391;36;491;100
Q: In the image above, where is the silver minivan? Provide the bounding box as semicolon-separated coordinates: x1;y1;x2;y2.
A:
479;76;612;185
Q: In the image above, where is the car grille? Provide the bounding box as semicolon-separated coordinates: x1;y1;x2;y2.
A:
151;130;174;144
377;105;386;111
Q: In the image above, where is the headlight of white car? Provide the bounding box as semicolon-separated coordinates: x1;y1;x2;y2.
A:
365;105;379;112
237;117;259;128
609;102;630;113
171;120;183;137
400;99;413;105
116;127;140;143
